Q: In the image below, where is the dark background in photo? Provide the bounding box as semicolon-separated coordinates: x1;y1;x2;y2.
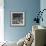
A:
12;13;23;24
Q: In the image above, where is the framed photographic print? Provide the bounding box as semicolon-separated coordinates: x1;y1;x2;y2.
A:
11;12;25;26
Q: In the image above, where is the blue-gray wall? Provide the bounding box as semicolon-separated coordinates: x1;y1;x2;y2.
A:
4;0;40;42
40;0;46;27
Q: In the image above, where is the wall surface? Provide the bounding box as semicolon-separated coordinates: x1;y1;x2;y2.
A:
4;0;40;42
40;0;46;27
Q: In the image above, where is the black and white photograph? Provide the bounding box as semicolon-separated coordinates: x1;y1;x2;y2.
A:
11;12;25;26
